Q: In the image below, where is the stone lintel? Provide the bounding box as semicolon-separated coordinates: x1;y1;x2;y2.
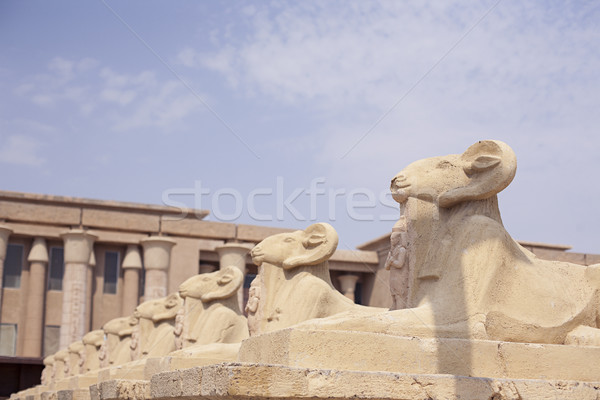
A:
235;224;295;243
0;199;81;226
160;218;235;240
81;209;159;233
330;249;378;264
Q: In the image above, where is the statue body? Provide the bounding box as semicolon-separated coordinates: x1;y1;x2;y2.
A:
178;266;248;347
134;293;183;358
300;140;600;345
81;330;104;373
102;316;135;366
248;223;383;336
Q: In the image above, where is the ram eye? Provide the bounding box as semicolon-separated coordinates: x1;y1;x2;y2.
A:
284;237;295;243
436;160;453;169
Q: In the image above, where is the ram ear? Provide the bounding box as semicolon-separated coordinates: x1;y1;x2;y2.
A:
200;266;243;302
438;140;517;208
151;294;182;322
164;293;182;309
282;223;338;269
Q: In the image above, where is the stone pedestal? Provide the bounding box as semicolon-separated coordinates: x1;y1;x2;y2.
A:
215;242;252;310
0;224;13;309
337;274;359;302
141;237;176;301
59;229;97;349
23;237;49;357
121;245;142;315
149;362;600;400
239;328;600;382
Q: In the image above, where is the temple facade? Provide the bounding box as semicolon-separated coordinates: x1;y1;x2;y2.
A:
1;189;598;375
0;190;381;361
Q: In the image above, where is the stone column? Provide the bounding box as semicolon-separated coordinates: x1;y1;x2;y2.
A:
141;236;175;302
22;238;49;357
59;229;97;349
215;242;253;310
0;224;13;309
121;244;142;316
337;274;360;302
199;264;216;274
85;249;95;333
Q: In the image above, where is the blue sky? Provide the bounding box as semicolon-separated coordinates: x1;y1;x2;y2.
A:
1;1;599;253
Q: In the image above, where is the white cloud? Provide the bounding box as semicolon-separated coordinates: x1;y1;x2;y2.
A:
100;88;137;106
181;1;600;252
192;1;600;121
176;47;199;68
31;94;55;106
0;135;45;167
112;80;198;131
14;58;199;132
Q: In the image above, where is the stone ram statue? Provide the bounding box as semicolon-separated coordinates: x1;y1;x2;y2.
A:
177;266;248;348
299;140;600;346
247;222;382;336
101;316;136;367
82;329;104;373
132;293;183;358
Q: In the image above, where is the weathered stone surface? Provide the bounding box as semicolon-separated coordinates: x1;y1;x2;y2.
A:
177;267;247;348
531;247;586;265
239;329;600;382
0;200;80;225
236;224;294;243
299;140;600;347
160;219;235;240
57;389;90;400
150;363;600;400
329;249;378;264
150;367;202;398
92;380;149;400
41;390;57;400
82;209;159;233
247;223;384;336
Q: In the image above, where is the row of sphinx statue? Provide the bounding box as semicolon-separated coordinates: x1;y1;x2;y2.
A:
38;139;600;390
40;265;249;385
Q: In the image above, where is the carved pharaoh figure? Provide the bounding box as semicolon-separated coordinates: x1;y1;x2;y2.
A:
298;140;600;346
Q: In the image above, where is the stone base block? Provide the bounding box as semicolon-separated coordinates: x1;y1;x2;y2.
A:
89;380;149;400
97;362;146;382
151;363;600;400
239;329;600;382
144;353;237;378
151;362;600;400
68;373;98;390
40;391;57;400
56;389;90;400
